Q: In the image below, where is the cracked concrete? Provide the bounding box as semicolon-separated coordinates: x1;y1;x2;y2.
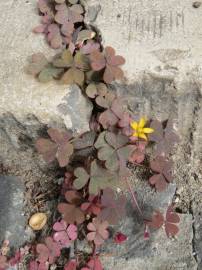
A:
84;0;202;269
0;0;201;269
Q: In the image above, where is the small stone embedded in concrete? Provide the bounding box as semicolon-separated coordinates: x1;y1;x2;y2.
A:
193;1;201;8
57;85;93;133
0;176;30;248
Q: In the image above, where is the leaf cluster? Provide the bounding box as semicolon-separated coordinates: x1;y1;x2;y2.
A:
36;128;74;167
146;205;180;237
26;0;181;269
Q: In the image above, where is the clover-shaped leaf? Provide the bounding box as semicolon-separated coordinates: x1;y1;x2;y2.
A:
53;220;77;247
165;205;180;237
27;53;64;82
72;160;115;194
73;131;96;150
36;237;61;264
149;156;173;191
95;131;132;172
38;0;52;14
90;46;125;83
146;211;164;229
55;3;84;25
36;128;74;167
98;109;119;129
146;205;180;237
47;23;63;49
87;218;109;246
129;141;147;164
86;83;116;109
98;98;125;129
81;195;101;215
149;119;179;157
98;188;126;224
89;160;120;194
73;167;89;189
58;190;85;224
53;49;89;86
80;40;100;55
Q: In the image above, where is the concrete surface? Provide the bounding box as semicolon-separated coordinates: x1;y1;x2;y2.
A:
0;0;92;133
85;0;202;82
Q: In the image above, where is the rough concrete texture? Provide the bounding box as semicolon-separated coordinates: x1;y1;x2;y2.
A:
100;181;197;270
85;0;202;269
0;0;201;268
0;0;92;134
85;0;202;82
0;176;32;247
101;214;196;270
0;113;59;248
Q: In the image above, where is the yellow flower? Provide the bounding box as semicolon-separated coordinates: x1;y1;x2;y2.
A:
130;117;154;140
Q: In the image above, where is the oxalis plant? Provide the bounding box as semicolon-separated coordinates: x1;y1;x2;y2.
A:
0;0;181;269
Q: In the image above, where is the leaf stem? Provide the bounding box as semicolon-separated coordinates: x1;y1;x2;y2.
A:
124;177;143;217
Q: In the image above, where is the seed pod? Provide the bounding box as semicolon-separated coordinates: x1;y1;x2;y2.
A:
29;213;47;231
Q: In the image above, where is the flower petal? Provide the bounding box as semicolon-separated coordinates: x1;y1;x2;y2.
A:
138;117;147;128
130;121;138;130
138;133;147;140
132;132;138;137
143;128;154;134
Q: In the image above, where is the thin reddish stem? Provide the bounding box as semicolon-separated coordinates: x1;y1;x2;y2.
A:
125;177;143;217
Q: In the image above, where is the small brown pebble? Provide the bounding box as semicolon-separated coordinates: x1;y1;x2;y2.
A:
29;213;47;230
193;1;201;8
